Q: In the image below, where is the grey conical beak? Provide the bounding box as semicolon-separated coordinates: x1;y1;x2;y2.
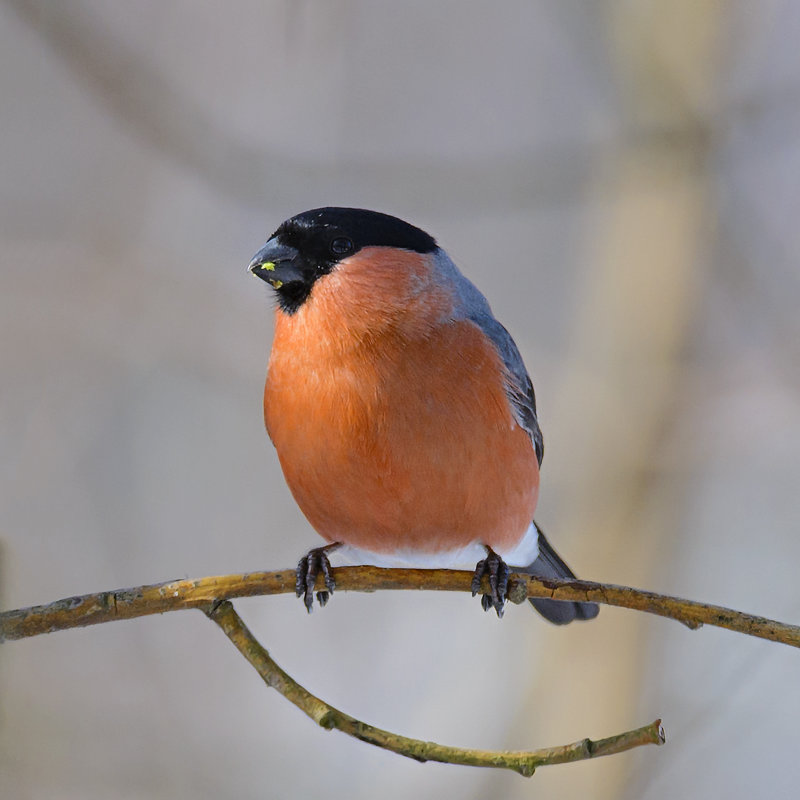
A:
248;240;304;288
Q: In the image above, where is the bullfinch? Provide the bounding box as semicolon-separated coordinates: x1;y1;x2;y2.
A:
249;207;598;624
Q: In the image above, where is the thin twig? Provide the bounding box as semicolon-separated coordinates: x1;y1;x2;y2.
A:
206;599;664;776
1;566;799;648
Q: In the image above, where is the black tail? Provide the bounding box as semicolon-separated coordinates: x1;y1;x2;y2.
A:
520;524;599;625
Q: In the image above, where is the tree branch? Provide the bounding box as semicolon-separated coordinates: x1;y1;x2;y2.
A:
206;599;664;776
2;566;798;648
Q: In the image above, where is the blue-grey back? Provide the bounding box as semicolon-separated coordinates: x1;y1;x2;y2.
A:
432;248;544;465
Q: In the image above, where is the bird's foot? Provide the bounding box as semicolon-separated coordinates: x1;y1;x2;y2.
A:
296;543;340;612
471;547;510;618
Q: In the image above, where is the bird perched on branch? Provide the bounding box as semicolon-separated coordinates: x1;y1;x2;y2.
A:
249;207;598;623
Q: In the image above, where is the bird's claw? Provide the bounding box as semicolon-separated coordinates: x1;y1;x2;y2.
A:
296;545;338;612
472;548;510;618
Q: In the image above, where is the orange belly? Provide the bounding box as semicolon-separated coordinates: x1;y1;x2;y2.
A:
265;317;539;555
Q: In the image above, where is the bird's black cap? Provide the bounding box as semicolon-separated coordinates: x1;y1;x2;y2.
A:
274;207;436;256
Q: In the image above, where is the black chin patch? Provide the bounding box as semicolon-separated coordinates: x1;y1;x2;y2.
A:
274;282;313;315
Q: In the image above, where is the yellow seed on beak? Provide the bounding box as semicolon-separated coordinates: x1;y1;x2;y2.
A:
262;262;276;271
270;279;284;288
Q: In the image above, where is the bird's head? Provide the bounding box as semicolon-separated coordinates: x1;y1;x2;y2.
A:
248;207;437;315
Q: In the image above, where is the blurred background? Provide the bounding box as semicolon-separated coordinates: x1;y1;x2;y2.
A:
1;1;799;797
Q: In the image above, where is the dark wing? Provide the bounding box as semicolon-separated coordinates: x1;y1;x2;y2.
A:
468;312;544;466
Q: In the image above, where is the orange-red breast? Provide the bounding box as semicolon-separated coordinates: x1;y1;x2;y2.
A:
249;207;598;623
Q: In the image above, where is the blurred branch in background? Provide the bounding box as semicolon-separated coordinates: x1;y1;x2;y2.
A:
532;4;725;798
3;0;596;213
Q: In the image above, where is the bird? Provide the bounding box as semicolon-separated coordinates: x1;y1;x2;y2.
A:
248;207;599;624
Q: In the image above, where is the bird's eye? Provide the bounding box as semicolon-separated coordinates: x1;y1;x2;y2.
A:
330;237;354;256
